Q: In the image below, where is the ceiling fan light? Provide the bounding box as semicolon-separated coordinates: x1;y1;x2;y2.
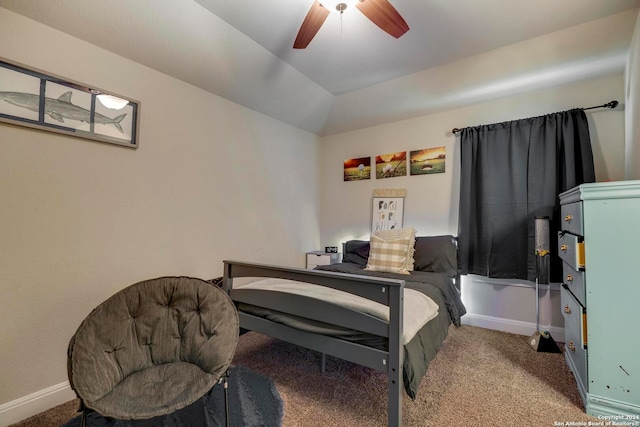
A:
320;0;359;14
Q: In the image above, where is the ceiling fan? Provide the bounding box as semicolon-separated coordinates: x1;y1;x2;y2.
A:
293;0;409;49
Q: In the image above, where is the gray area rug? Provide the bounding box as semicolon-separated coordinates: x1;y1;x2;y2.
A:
61;365;283;427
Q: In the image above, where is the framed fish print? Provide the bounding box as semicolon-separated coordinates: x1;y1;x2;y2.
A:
0;57;139;148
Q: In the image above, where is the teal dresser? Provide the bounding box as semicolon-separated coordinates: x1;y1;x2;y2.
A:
558;180;640;418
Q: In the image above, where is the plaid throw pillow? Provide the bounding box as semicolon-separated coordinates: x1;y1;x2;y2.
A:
375;227;417;271
365;234;411;275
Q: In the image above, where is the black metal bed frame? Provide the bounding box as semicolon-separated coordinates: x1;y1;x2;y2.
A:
223;260;406;427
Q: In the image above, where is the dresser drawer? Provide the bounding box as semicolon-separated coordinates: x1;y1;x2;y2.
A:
561;285;587;389
562;262;585;306
558;232;585;270
560;202;583;236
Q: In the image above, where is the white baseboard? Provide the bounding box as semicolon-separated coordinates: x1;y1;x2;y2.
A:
0;381;75;427
461;312;565;343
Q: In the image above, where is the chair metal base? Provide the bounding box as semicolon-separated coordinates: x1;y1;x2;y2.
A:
223;370;230;427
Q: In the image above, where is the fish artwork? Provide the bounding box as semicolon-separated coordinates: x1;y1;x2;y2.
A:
0;90;127;133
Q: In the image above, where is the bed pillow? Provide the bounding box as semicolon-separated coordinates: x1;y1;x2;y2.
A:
374;227;417;271
413;235;458;277
342;240;370;266
365;234;412;275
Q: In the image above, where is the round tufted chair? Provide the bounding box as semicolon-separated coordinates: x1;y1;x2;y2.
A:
67;276;239;424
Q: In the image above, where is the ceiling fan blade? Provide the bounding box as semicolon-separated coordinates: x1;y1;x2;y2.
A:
294;1;330;49
356;0;409;39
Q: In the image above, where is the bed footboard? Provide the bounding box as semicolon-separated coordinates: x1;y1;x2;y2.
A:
223;260;405;427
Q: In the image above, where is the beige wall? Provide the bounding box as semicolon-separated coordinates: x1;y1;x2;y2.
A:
319;74;626;246
0;8;320;406
319;71;626;335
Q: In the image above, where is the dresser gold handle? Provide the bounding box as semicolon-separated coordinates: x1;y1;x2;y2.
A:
560;244;568;252
566;274;573;282
564;305;571;314
568;341;576;352
564;214;573;222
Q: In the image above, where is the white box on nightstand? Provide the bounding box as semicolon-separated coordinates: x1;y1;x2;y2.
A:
306;251;341;269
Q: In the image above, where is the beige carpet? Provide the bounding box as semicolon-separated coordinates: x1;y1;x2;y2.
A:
11;325;598;427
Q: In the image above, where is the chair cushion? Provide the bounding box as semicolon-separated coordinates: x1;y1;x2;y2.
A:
92;362;215;419
68;276;239;419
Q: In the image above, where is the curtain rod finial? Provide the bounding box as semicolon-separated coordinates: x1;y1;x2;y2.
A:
605;100;619;109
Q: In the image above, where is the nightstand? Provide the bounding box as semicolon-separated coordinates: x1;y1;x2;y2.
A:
306;251;341;269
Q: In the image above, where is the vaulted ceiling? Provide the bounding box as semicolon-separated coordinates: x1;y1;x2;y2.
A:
1;0;638;135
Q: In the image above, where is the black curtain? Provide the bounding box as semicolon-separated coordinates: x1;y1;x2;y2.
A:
457;109;595;282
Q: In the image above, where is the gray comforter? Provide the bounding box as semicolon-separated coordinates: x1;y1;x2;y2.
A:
314;263;466;399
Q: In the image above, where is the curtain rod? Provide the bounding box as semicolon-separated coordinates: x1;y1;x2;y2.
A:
451;100;619;135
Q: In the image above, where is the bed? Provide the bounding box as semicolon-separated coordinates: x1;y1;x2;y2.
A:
222;235;466;427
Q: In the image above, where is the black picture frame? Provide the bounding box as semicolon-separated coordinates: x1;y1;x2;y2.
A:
0;57;139;148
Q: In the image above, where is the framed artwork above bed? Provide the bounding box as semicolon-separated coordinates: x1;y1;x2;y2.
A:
372;197;404;231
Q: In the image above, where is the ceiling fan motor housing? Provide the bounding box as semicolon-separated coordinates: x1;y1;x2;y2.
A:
320;0;359;14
